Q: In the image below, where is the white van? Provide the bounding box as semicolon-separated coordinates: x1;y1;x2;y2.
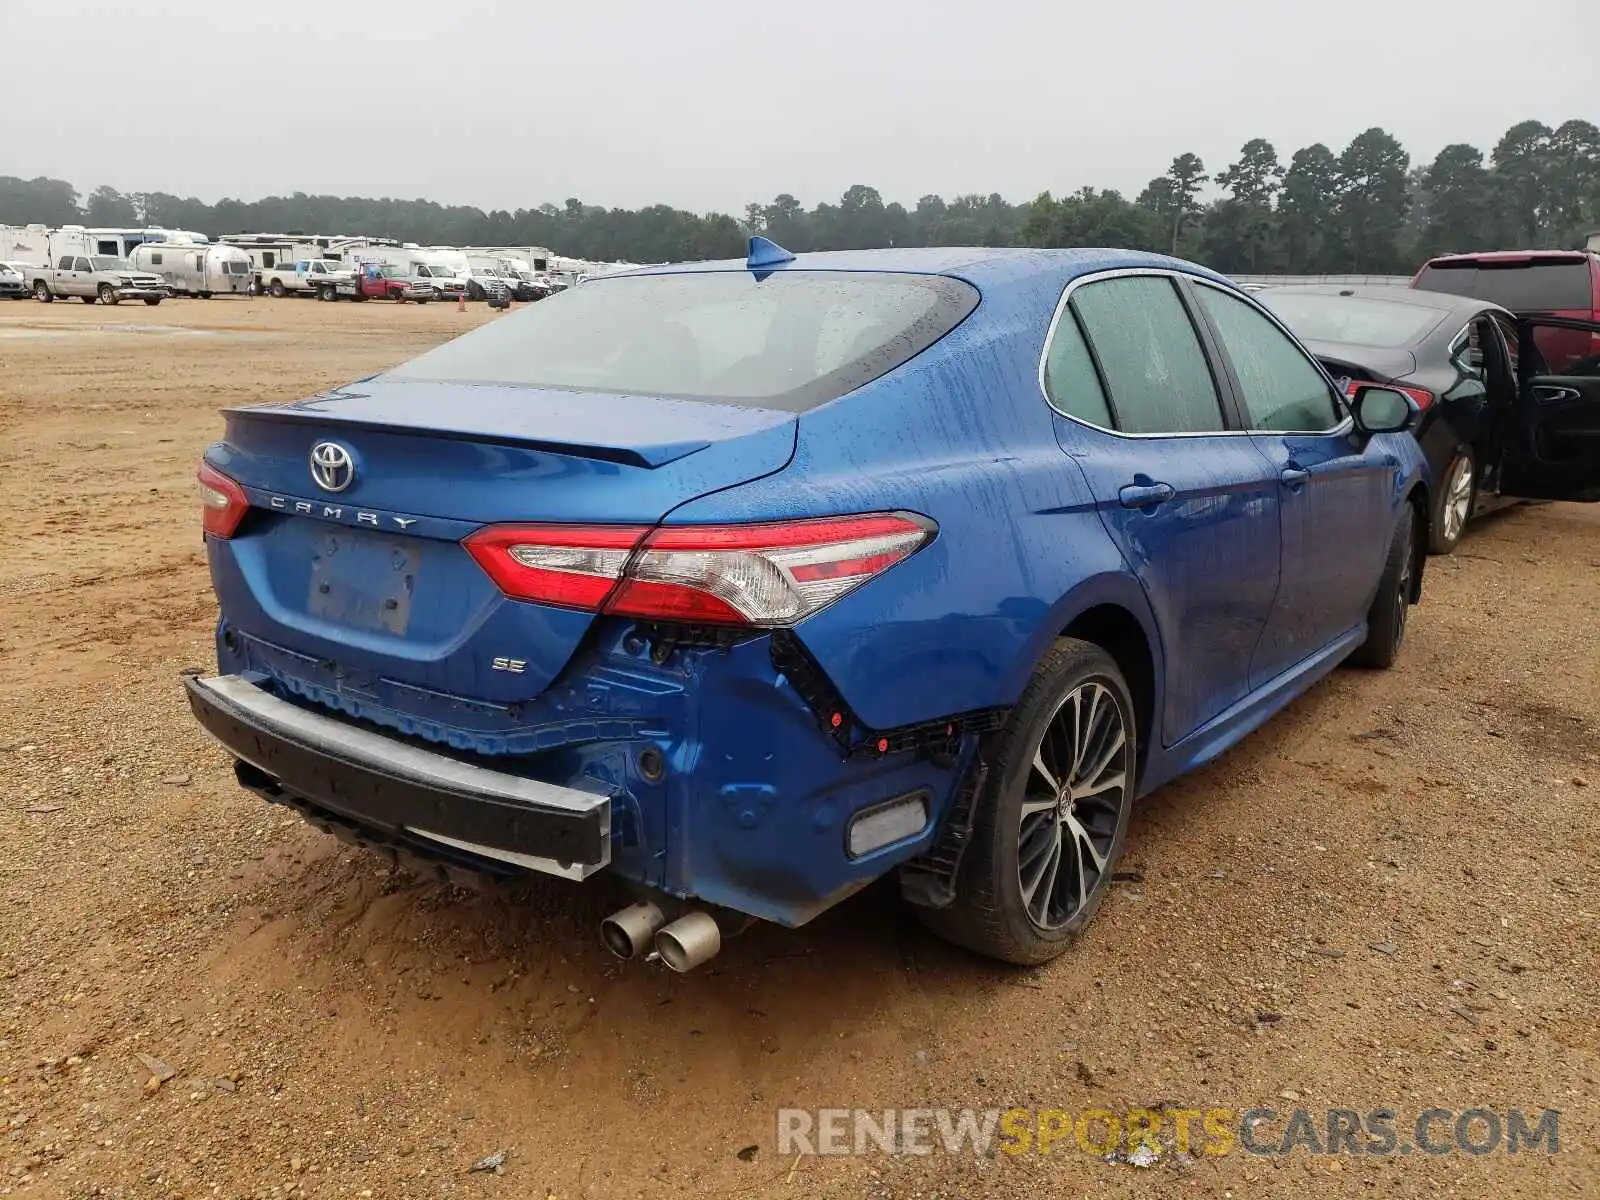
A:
130;240;252;297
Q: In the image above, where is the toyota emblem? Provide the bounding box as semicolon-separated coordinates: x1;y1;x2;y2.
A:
308;441;355;493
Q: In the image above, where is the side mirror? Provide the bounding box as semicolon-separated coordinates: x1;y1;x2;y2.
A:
1349;384;1416;435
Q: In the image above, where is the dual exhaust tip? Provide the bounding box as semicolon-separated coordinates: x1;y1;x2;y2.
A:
601;902;721;972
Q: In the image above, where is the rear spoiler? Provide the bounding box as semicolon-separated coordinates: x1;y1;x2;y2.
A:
226;402;710;469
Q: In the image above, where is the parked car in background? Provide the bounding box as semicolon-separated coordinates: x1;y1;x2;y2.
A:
30;254;168;305
355;262;433;302
1412;251;1600;375
0;262;27;299
1266;283;1600;552
187;242;1446;970
255;258;351;298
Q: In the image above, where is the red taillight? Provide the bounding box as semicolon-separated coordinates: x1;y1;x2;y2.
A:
464;523;647;610
464;513;934;627
1344;379;1433;412
197;462;249;539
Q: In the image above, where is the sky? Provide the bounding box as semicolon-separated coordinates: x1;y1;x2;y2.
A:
4;0;1596;215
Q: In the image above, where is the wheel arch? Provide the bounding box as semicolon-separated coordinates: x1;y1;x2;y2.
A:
1404;479;1429;601
1002;572;1165;785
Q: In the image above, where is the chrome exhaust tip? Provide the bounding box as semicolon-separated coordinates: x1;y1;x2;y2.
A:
653;912;722;972
600;902;665;960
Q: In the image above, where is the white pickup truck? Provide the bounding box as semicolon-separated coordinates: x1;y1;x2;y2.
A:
29;254;169;305
253;259;354;299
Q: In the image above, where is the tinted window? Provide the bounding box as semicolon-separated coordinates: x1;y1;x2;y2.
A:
57;256;73;270
1196;285;1342;432
1042;307;1113;427
1264;291;1452;348
1070;276;1223;434
392;270;981;411
1414;259;1593;312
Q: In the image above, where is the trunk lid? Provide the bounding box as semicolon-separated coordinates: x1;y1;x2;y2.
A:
1299;339;1417;383
207;377;796;704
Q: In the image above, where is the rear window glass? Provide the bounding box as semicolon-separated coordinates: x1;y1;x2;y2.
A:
389;270;980;411
1264;292;1453;347
1413;260;1592;312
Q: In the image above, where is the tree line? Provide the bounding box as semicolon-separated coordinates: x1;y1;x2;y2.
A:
3;119;1596;273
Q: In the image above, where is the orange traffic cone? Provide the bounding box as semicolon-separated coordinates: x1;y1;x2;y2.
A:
457;291;467;313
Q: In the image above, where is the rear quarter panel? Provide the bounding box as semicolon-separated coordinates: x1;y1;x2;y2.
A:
660;265;1160;731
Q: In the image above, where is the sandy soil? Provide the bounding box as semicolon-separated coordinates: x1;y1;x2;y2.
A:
0;296;1596;1199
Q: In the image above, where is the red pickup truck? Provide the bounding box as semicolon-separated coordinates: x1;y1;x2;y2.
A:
356;263;434;303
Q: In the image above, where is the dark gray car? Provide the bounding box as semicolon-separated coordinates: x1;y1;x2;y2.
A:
1261;284;1600;553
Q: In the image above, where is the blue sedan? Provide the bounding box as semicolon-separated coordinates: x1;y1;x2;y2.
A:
187;240;1435;967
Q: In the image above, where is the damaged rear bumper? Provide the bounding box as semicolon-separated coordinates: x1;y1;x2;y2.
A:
184;673;612;879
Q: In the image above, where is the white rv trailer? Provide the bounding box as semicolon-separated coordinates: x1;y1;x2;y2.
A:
0;224;53;267
129;238;252;297
83;226;209;257
465;245;554;272
0;223;208;267
217;233;399;265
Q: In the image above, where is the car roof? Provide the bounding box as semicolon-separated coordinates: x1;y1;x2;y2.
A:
1421;250;1596;265
1266;282;1510;319
618;246;1231;290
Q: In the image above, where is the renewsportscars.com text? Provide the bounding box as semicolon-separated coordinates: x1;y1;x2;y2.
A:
776;1106;1560;1158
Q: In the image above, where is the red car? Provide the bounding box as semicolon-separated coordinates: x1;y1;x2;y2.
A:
1412;250;1600;373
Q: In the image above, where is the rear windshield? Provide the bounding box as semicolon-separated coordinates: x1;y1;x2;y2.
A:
1413;259;1592;312
1264;292;1453;348
389;269;981;410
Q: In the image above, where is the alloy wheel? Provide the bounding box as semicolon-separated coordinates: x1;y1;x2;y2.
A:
1016;680;1130;930
1442;456;1473;544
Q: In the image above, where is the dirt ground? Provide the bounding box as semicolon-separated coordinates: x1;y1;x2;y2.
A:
0;296;1596;1200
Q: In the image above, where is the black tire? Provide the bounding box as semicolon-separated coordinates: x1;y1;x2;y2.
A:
143;297;162;306
33;280;52;302
269;279;286;298
390;288;406;303
199;290;212;299
1428;448;1475;555
466;280;485;301
81;294;98;304
98;283;118;305
917;638;1137;965
318;283;337;302
1348;502;1420;669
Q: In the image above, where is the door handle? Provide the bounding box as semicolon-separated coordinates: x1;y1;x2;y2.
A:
1118;482;1175;509
1532;385;1582;404
1280;467;1310;490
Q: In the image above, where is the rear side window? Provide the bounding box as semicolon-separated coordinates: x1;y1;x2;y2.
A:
1069;276;1224;434
391;270;980;411
1414;259;1593;312
1195;285;1343;432
1041;308;1113;427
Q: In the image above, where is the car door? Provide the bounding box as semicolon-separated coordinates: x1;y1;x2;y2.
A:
70;256;96;297
1498;315;1600;501
1186;278;1397;684
1046;272;1283;747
